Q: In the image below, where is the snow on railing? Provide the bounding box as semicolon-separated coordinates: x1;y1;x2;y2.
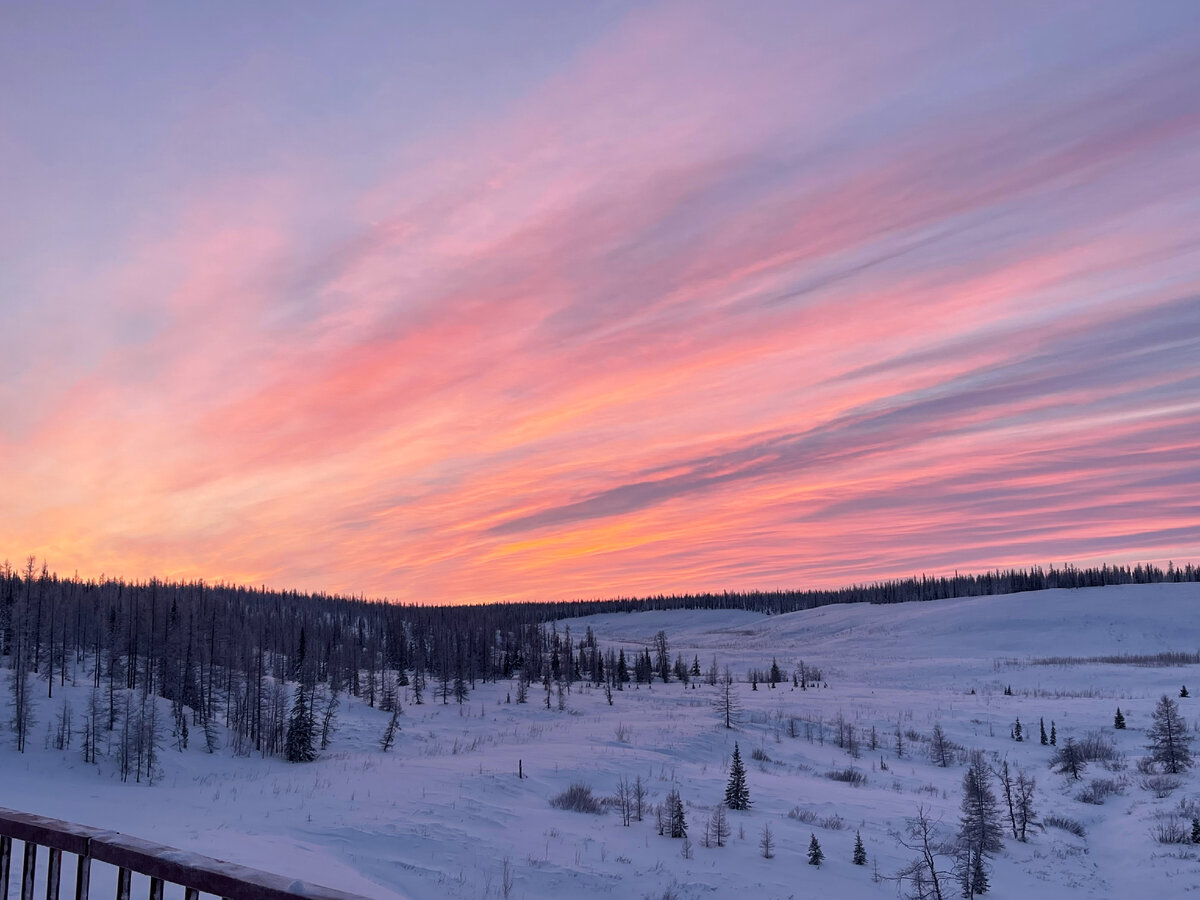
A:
0;806;373;900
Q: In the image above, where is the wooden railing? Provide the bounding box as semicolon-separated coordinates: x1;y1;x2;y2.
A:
0;807;374;900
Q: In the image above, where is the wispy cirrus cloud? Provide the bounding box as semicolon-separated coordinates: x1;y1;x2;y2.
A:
2;1;1198;601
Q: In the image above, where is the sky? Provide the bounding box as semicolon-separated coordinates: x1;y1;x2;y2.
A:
2;1;1199;604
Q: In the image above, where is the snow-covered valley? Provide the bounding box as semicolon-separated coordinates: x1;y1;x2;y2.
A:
4;582;1200;899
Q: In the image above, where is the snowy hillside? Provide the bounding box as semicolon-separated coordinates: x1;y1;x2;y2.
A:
3;582;1200;899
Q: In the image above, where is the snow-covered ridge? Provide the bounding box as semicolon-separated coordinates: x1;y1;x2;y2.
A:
2;582;1198;900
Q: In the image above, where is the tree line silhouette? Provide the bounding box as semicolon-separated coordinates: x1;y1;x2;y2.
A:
1;557;1196;760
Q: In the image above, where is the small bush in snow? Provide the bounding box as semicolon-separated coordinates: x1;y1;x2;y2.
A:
1045;815;1086;838
750;747;772;763
550;783;604;814
826;767;868;786
1077;777;1126;805
1077;731;1121;764
819;813;847;831
1151;814;1191;844
1141;774;1182;798
787;807;818;824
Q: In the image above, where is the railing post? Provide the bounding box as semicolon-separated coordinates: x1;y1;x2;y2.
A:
47;846;63;900
75;851;91;900
148;877;163;900
1;834;11;898
183;888;199;900
115;867;131;900
21;840;37;900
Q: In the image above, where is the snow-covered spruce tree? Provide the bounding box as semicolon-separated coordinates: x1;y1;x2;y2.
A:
807;833;823;866
285;686;316;762
666;786;687;838
725;743;751;809
957;752;1003;896
853;830;867;865
1114;707;1126;729
1146;694;1193;774
1192;817;1200;845
1039;717;1048;745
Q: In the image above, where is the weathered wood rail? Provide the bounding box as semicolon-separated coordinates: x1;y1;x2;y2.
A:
0;807;374;900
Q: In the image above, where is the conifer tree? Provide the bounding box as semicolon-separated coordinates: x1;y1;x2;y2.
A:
1049;721;1057;746
760;823;774;858
1114;707;1126;729
957;845;990;898
957;754;1002;896
285;686;316;763
1147;694;1193;773
380;707;400;752
1053;737;1086;780
725;743;751;809
1192;817;1200;845
715;667;741;729
808;833;824;866
1039;717;1048;745
930;723;953;767
853;830;867;865
1181;684;1190;698
666;786;687;838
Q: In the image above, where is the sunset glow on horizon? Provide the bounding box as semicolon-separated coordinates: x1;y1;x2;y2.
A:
3;2;1199;603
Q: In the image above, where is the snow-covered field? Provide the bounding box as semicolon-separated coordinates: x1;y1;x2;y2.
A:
4;583;1200;899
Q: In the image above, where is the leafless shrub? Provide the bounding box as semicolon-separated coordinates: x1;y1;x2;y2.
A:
550;783;604;814
1030;651;1200;667
826;767;868;786
751;746;772;763
788;806;818;824
1077;777;1126;805
1176;796;1200;819
1151;814;1190;844
819;813;847;831
1044;815;1086;838
1077;731;1120;763
1142;774;1182;798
